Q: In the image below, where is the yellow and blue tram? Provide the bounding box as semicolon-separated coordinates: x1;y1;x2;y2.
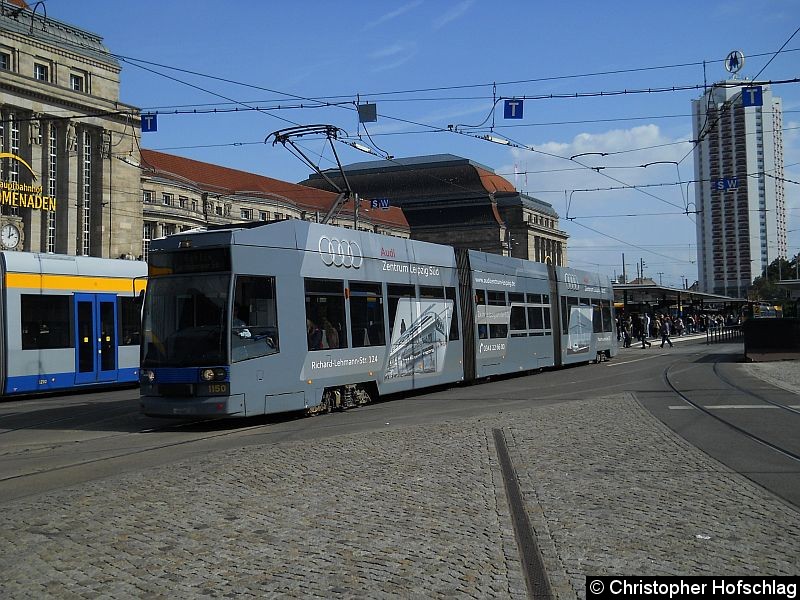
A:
0;252;146;396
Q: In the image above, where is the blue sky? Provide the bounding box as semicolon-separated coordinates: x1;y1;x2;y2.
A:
45;0;800;288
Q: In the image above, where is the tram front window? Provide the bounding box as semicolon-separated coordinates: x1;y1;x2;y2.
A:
142;274;229;367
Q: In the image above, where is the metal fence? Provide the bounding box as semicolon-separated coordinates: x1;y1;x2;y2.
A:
706;325;743;344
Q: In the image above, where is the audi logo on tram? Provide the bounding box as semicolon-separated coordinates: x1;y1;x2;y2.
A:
318;236;363;268
564;273;579;291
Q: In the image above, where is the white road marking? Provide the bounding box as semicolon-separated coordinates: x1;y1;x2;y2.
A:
605;354;666;367
669;405;800;410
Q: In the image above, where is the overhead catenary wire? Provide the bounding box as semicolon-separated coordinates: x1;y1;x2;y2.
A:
569;219;695;265
16;15;800;272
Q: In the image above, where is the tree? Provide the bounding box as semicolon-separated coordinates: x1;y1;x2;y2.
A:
749;257;794;301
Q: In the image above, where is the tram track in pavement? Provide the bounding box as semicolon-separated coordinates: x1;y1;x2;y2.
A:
663;356;800;463
0;419;267;479
0;402;137;436
711;361;800;416
0;395;318;503
2;341;779;505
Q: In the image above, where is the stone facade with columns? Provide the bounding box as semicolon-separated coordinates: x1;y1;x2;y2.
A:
0;1;142;257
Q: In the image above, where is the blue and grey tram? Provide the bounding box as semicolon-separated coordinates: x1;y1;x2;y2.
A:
140;220;616;418
0;252;147;396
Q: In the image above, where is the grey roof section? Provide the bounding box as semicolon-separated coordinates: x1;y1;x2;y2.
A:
314;154;498;178
0;2;118;67
497;193;559;218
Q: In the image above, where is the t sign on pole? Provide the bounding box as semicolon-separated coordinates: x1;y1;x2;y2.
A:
141;113;158;133
741;86;763;107
503;99;523;119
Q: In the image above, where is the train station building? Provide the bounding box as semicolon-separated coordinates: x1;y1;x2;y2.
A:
0;2;409;260
0;0;142;258
139;150;409;261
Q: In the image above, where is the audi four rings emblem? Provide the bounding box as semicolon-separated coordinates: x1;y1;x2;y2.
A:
564;273;580;291
318;236;363;268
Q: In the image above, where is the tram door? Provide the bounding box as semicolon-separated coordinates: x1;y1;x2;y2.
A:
74;293;119;384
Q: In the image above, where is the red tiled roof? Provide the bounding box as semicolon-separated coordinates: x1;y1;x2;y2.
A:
6;0;28;8
476;166;516;194
140;149;408;229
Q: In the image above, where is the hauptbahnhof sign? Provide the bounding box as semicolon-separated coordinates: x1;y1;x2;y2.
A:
0;153;57;211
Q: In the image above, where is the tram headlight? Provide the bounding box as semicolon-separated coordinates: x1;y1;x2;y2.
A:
200;368;226;382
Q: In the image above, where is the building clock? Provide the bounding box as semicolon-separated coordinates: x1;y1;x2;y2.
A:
0;222;22;250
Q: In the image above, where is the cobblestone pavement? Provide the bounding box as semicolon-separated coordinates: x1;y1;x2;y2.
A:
745;360;800;395
1;384;799;598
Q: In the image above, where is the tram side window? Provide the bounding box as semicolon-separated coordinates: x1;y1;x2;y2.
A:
475;289;488;340
488;291;508;339
419;286;442;299
593;302;603;333
231;275;279;362
118;296;141;345
445;287;459;341
509;292;526;337
305;278;347;351
528;306;544;331
387;284;415;338
350;282;385;347
21;294;71;350
561;296;579;334
600;300;613;332
523;294;539;335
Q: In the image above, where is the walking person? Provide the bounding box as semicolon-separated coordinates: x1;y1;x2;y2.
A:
640;314;651;348
660;315;673;348
623;316;632;348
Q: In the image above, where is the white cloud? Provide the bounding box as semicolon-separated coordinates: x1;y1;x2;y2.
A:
508;125;694;200
499;125;700;285
363;0;423;31
368;42;418;73
432;0;475;30
369;44;408;60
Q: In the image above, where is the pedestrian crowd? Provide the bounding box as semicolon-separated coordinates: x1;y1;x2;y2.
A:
616;312;739;349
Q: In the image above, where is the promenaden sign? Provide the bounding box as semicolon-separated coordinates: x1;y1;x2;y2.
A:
0;153;57;211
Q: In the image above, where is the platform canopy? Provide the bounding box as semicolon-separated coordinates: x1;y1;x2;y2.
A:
613;283;746;312
776;279;800;299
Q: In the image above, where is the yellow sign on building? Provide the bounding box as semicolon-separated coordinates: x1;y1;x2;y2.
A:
0;153;57;211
